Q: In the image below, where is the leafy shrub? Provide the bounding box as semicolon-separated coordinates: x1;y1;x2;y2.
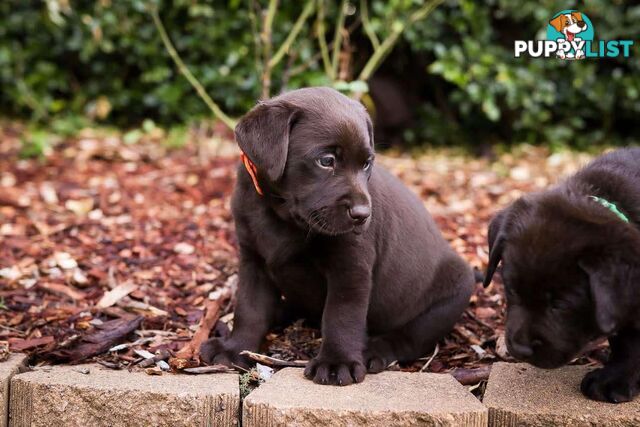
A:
402;0;640;146
0;0;638;147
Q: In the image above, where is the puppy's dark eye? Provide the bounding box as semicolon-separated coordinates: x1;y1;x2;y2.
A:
317;155;335;169
363;159;373;171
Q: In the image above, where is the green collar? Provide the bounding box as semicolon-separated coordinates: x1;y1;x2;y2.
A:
589;196;630;223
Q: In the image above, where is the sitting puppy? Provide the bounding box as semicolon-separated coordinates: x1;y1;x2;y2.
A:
484;147;640;403
201;87;474;385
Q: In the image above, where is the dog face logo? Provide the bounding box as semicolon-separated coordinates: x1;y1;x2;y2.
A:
547;10;594;60
550;12;587;42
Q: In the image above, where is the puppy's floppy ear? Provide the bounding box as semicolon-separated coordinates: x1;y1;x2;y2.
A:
235;100;299;182
579;257;624;334
484;209;509;288
366;117;374;148
549;15;565;32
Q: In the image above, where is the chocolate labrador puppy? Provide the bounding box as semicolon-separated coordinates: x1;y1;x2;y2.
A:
484;147;640;402
201;87;474;385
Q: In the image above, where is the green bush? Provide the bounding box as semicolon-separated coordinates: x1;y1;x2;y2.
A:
0;0;267;124
0;0;638;147
402;0;640;146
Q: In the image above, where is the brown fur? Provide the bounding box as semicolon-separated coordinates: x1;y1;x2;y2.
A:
200;87;475;385
485;148;640;403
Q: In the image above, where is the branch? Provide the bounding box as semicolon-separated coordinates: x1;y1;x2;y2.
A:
288;49;323;77
175;288;232;361
357;0;444;82
357;25;402;82
150;6;237;130
240;350;308;367
248;0;263;72
261;0;279;99
316;0;333;79
331;0;347;79
263;0;278;42
451;365;492;386
269;0;315;68
408;0;444;24
360;0;380;50
420;343;439;372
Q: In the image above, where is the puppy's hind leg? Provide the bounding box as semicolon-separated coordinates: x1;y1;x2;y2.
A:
365;259;474;373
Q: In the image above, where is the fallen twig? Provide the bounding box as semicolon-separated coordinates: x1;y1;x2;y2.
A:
420;343;440;372
137;349;171;368
175;288;232;361
183;365;236;374
450;365;492;386
453;324;483;345
240;350;307;367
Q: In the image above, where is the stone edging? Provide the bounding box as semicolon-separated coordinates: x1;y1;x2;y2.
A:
3;356;640;427
1;354;27;427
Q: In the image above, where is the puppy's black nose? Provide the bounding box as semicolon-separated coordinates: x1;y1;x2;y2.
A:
348;205;371;224
577;21;586;28
508;336;534;358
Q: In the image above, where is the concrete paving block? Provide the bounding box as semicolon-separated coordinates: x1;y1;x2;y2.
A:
243;367;487;426
484;362;640;426
9;364;239;427
1;354;28;427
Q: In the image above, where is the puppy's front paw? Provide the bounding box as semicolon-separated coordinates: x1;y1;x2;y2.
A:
303;356;366;386
581;368;639;403
200;338;250;369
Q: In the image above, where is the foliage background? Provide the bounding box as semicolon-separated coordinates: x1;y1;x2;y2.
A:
0;0;638;148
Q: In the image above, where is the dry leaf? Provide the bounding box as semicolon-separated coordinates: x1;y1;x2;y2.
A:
97;282;138;308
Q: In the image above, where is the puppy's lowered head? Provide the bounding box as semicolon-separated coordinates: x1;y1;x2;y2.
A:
484;188;640;368
235;87;375;235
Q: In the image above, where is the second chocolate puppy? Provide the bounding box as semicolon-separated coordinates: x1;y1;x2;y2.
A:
201;87;474;385
484;147;640;402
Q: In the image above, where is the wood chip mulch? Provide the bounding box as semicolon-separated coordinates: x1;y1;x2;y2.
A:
0;126;609;386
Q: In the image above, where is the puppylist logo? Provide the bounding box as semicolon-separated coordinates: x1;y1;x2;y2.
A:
515;10;634;60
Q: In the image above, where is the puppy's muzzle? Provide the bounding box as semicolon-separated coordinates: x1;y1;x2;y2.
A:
507;334;537;359
507;330;567;369
348;204;371;225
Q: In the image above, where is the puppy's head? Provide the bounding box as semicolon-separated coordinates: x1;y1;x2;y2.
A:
549;12;587;36
484;191;639;368
235;87;374;235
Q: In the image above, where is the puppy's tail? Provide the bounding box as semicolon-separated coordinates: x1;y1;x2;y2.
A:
473;268;485;284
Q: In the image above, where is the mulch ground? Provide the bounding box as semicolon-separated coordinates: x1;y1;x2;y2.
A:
0;124;607;387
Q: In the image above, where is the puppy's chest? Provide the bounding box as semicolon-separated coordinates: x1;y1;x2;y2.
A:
259;238;320;283
266;254;322;288
264;246;327;315
245;208;328;299
254;231;326;295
